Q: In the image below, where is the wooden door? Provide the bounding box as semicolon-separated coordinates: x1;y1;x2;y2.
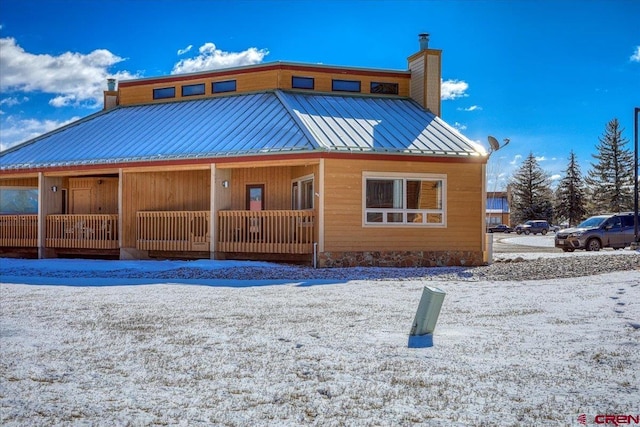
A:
71;188;92;214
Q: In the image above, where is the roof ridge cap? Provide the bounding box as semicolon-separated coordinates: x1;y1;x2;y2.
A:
274;90;324;151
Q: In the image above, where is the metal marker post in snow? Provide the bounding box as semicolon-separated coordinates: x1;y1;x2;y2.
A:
408;286;446;348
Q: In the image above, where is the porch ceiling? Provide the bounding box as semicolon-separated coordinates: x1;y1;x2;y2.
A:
1;90;486;171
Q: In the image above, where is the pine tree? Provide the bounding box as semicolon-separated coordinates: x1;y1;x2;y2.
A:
585;118;634;213
510;152;554;224
554;151;587;226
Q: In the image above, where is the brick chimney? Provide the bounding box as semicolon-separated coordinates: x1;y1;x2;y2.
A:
408;33;442;116
103;78;118;110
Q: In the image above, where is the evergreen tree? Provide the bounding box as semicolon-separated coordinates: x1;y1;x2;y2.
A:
554;150;587;226
585;118;634;213
510;152;554;224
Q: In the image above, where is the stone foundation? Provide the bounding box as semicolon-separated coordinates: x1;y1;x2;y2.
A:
318;250;485;268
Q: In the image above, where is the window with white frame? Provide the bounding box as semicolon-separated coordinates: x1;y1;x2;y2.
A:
292;175;314;210
363;173;446;226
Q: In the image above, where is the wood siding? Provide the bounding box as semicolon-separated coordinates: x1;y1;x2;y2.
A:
322;158;484;252
118;67;411;106
0;177;38;187
228;164;317;210
121;170;211;248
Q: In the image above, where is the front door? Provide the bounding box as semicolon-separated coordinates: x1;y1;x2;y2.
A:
246;184;264;239
71;188;92;214
246;184;264;211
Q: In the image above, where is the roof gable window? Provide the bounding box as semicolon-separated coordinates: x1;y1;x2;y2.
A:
292;76;315;90
182;83;205;97
332;79;361;93
371;82;399;95
212;80;237;93
153;87;176;99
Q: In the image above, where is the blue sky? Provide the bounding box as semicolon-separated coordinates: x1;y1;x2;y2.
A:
1;0;638;190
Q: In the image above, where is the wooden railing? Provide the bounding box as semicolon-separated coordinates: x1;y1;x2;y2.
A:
137;211;210;252
0;214;38;247
217;210;315;254
46;214;119;249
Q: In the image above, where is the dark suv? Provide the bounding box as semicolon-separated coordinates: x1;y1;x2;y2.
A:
514;220;550;235
554;212;639;252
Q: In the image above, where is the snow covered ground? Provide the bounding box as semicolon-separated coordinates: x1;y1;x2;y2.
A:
1;250;639;426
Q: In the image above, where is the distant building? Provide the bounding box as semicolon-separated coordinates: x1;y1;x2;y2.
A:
1;34;490;267
486;190;511;226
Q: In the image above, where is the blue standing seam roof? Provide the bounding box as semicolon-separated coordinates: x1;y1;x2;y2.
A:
0;90;486;170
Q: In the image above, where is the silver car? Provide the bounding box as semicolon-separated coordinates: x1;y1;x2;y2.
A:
554;212;639;252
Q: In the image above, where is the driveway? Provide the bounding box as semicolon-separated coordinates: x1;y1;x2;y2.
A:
491;233;561;254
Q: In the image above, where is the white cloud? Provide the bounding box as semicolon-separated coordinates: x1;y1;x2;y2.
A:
177;45;193;56
441;79;468;100
536;156;547;162
171;42;268;74
0;37;139;108
0;115;80;151
457;105;482;112
550;174;561;181
509;154;523;165
631;46;640;62
453;122;467;131
0;96;29;107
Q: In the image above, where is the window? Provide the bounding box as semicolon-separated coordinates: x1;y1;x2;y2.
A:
363;173;445;226
153;87;175;99
0;187;38;214
181;83;205;97
292;175;314;210
621;215;639;228
370;82;399;95
332;79;361;92
212;80;236;93
292;76;315;90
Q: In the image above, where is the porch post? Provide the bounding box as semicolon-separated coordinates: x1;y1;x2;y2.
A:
37;172;45;259
210;163;217;259
118;168;124;258
37;173;63;259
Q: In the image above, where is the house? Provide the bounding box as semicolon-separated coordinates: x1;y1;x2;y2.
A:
486;190;511;227
0;34;489;267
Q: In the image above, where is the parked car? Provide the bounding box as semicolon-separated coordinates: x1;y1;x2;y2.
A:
514;220;550;235
487;224;513;233
554;212;640;252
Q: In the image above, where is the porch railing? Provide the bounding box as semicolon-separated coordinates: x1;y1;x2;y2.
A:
0;214;38;247
46;214;119;249
136;211;210;252
217;210;315;254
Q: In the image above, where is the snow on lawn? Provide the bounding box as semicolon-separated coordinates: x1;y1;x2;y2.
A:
1;260;639;426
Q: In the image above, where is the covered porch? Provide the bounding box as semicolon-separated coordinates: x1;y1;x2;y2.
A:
1;161;319;263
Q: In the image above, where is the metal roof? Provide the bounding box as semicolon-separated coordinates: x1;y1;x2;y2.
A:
1;90;486;170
